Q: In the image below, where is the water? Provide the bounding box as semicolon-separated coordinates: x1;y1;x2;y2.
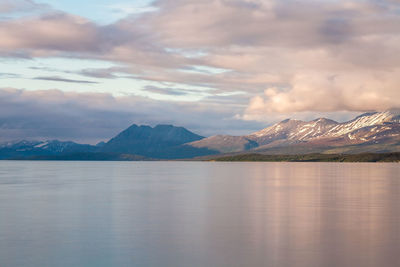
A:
0;161;399;267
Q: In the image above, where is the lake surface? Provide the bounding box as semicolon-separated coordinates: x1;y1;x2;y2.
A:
0;161;399;267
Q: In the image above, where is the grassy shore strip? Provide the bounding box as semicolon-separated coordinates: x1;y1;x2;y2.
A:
211;152;400;162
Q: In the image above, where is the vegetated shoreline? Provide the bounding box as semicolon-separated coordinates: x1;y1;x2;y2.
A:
209;152;400;162
2;152;400;162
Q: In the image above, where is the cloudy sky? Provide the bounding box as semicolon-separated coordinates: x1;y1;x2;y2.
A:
0;0;399;143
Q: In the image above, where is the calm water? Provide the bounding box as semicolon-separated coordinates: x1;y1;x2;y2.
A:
0;161;399;267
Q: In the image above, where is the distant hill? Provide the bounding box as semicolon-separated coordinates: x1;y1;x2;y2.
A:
0;140;97;160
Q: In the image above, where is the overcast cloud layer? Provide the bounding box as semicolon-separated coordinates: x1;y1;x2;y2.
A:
0;88;266;143
0;0;399;142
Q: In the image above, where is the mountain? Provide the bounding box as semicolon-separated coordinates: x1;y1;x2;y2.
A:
100;124;217;159
251;109;400;153
249;118;338;146
1;110;398;160
188;109;400;154
0;140;97;160
0;124;217;160
189;135;258;153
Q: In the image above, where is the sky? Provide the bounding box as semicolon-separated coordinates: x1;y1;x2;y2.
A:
0;0;399;143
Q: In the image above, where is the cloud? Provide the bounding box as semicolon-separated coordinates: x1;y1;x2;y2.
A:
33;76;99;84
0;88;264;143
0;0;399;126
0;0;47;14
243;69;400;120
107;2;158;18
143;85;210;96
144;85;188;96
0;73;20;78
0;12;101;57
145;0;400;114
78;68;122;79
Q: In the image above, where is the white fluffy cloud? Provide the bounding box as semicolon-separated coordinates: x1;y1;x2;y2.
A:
243;68;400;120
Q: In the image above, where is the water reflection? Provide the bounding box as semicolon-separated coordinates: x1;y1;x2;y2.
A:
0;161;399;267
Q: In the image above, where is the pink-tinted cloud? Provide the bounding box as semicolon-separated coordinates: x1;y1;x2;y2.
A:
0;0;399;123
243;69;400;120
0;13;99;56
0;0;46;14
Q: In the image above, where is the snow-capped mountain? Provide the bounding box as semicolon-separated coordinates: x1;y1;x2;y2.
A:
321;110;400;138
0;140;97;159
250;109;399;147
249;118;338;144
189;109;400;154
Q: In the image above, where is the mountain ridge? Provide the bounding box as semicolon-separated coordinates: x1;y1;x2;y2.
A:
1;110;399;159
0;140;97;160
189;109;400;154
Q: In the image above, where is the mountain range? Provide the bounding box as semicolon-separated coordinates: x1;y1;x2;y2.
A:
191;109;400;154
1;109;399;160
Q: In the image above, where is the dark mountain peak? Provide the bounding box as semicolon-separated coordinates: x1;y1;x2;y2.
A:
101;123;207;158
154;124;174;128
123;124;138;130
122;124;190;134
96;141;106;147
115;124;150;138
153;124;195;133
123;124;153;130
139;125;152;129
153;124;184;133
112;123;202;140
